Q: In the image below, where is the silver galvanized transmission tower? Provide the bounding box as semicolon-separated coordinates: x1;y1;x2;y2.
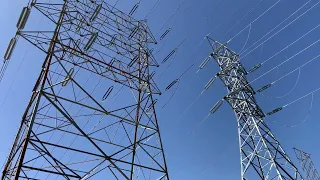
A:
294;148;319;180
1;0;169;179
204;36;303;180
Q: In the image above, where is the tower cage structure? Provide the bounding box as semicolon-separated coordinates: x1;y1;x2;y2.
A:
205;36;303;180
294;148;319;180
1;0;169;179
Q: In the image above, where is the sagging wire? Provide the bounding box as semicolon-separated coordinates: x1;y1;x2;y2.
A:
272;93;313;128
241;0;317;58
266;85;319;127
144;0;161;19
158;51;178;77
248;22;320;72
155;0;187;34
155;0;191;38
169;99;224;157
161;80;180;108
157;34;207;79
239;23;252;53
160;0;225;64
223;0;262;41
227;0;281;43
247;36;320;87
260;67;301;99
198;142;236;177
257;51;320;99
176;75;218;122
158;0;256;83
161;64;195;108
157;0;252;80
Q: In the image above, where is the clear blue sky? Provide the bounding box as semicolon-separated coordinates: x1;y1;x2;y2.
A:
1;0;320;179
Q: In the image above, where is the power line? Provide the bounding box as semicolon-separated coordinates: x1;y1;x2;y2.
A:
241;0;320;59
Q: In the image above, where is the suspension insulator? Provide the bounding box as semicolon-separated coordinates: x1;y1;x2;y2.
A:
17;7;31;30
102;86;114;101
129;27;138;39
129;3;139;16
257;84;271;93
266;107;283;116
84;32;98;51
249;63;261;73
76;18;84;32
62;68;74;86
4;37;17;61
160;28;171;40
162;49;176;64
210;99;223;114
165;79;179;91
90;4;102;22
204;76;217;90
128;55;139;67
199;56;211;69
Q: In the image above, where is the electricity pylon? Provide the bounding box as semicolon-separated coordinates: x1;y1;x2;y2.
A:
205;36;302;180
294;148;319;180
1;0;169;179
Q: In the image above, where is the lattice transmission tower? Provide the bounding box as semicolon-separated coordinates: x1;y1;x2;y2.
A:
203;36;303;180
294;148;319;180
2;0;169;179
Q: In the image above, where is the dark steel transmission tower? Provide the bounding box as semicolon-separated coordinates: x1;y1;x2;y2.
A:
204;36;302;180
2;0;169;179
294;148;319;180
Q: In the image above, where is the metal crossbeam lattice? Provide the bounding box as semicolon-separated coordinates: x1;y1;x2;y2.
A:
294;148;319;180
206;36;302;180
2;0;169;179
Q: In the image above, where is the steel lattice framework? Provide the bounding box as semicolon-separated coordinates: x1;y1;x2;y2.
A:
2;0;169;179
294;148;319;180
206;37;303;180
